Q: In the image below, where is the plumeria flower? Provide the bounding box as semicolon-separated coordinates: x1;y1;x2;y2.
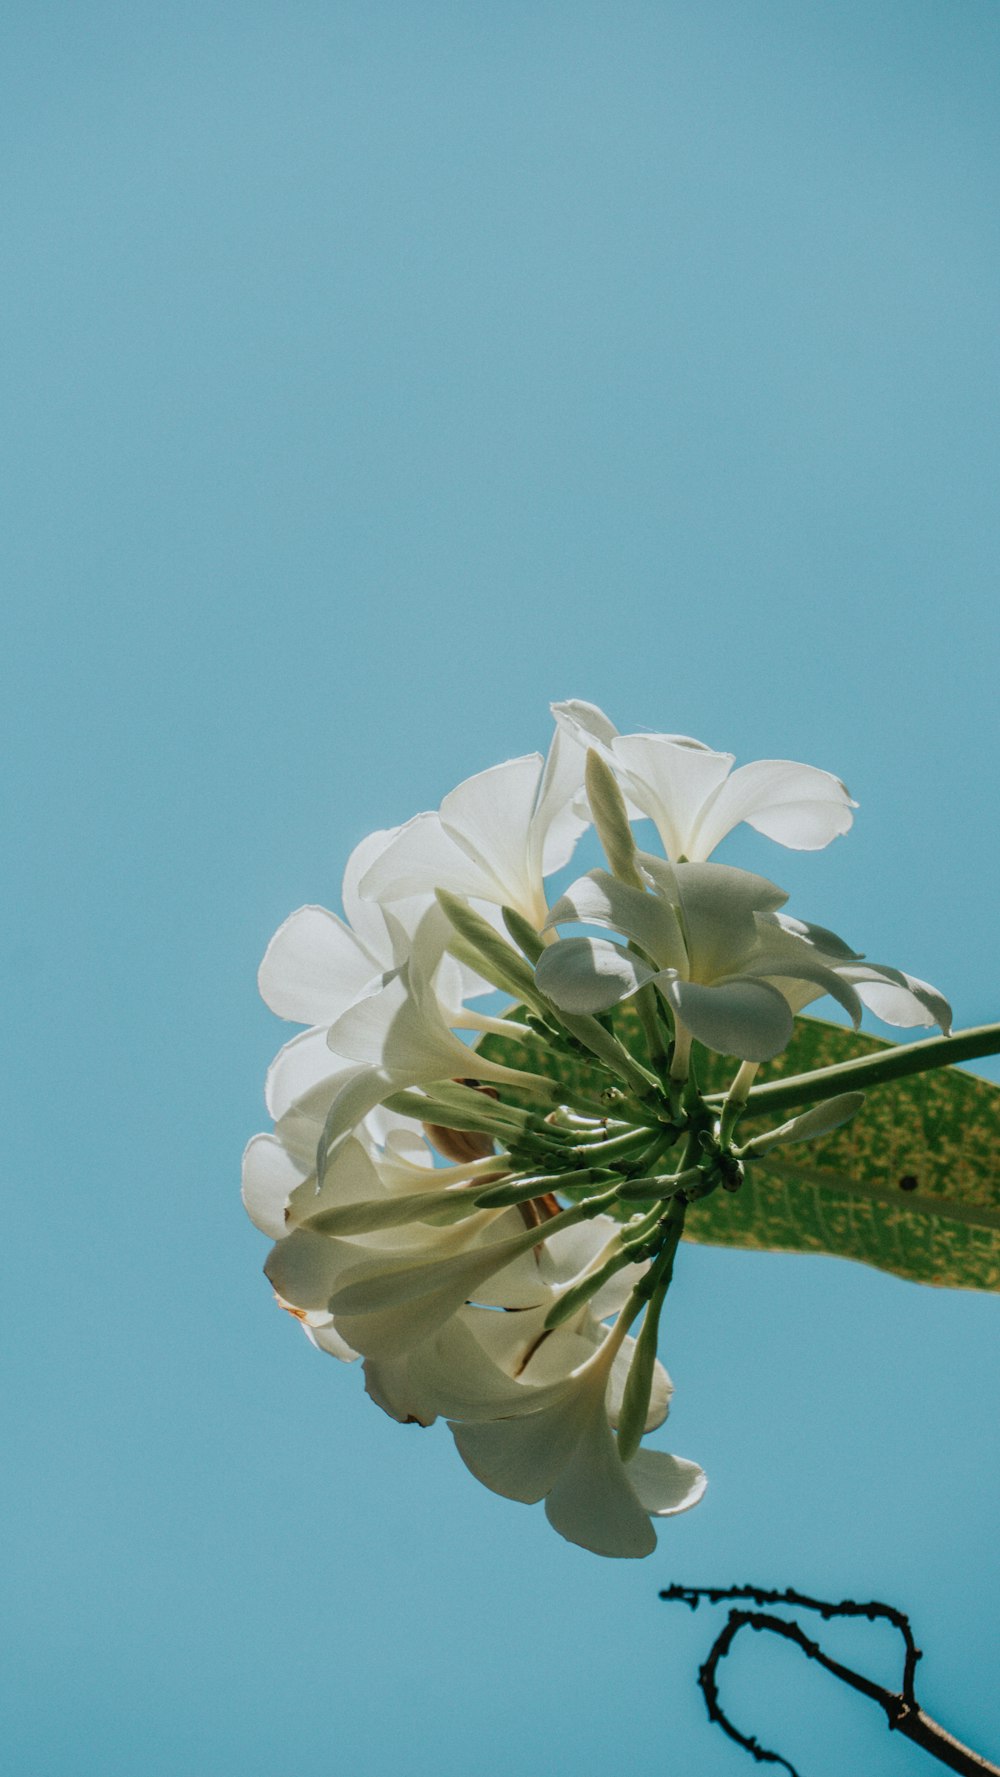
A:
245;699;954;1559
258;821;507;1139
536;859;950;1064
448;1310;705;1558
554;699;856;860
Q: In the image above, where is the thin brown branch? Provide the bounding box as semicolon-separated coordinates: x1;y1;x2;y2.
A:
659;1584;1000;1777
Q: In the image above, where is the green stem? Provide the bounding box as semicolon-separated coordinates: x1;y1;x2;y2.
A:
472;1164;617;1208
730;1022;1000;1120
615;1270;671;1462
615;1165;703;1203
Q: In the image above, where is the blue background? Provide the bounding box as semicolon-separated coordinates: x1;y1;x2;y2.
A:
4;4;999;1772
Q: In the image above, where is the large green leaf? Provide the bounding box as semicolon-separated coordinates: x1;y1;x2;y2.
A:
477;1012;1000;1293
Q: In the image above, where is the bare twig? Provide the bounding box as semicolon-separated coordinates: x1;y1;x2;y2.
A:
660;1583;1000;1777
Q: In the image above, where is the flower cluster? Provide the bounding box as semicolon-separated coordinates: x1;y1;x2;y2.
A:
244;701;950;1557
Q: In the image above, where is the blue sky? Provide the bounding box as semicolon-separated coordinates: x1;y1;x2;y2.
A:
5;4;999;1773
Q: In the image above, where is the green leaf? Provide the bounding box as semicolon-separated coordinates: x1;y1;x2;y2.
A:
478;1010;1000;1292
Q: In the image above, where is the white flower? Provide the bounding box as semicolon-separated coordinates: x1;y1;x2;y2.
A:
448;1315;705;1558
537;859;950;1063
554;699;856;861
245;699;951;1559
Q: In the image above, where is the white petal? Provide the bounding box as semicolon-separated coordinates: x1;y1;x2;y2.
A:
765;911;863;961
440;755;547;923
538;1217;615;1286
377;1311;569;1422
550;698;621;750
295;1134;394;1222
546;869;686;970
477;1240;570;1309
662;975;794;1060
747;951;863;1028
670;862;788;982
363;1350;440;1425
543;1403;657;1557
536;936;653;1013
843;965;952;1034
328;1222;533;1318
531;722;591;877
305;1318;360;1363
451;1389;590;1503
258;905;383;1026
692;759;855;858
359;812;492;905
241;1134;307;1239
325;964;468;1081
625;1447;707;1515
265;1026;353;1121
341;827;401;953
264;1228;361;1311
610;733;733;862
277;1064;395;1166
589;1255;653;1318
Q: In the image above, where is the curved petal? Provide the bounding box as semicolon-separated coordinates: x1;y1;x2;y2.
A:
842;964;952;1034
661;974;794;1061
692;758;856;857
242;1134;308;1239
546;869;686;969
763;911;863;962
359;812;494;906
265;1025;354;1122
451;1393;588;1504
440;754;549;923
264;1227;361;1312
305;1318;360;1363
589;1256;655;1319
609;733;733;862
277;1063;395;1167
543;1404;657;1557
341;827;401;953
535;935;653;1013
326;964;466;1080
670;863;788;981
336;1260;540;1361
539;1215;622;1289
747;952;863;1028
551;700;645;820
550;698;621;750
380;1311;578;1423
531;722;591;877
295;1134;397;1225
258;905;383;1026
626;1448;707;1516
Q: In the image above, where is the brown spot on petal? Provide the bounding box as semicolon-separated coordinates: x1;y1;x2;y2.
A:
514;1327;554;1377
424;1080;501;1163
516;1192;562;1231
423;1123;497;1163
